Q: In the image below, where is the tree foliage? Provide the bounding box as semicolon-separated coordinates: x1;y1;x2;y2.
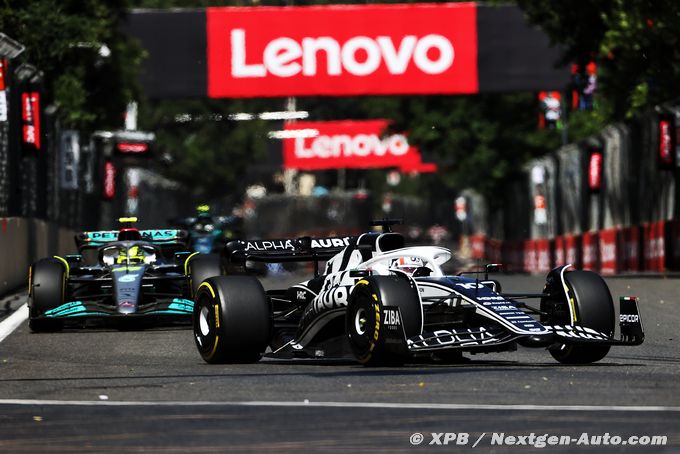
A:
139;98;272;199
518;0;680;120
294;94;560;206
128;0;564;202
7;0;640;204
0;0;143;129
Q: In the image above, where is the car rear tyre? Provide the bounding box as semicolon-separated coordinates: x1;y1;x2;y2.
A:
187;254;222;299
346;275;421;366
29;259;66;332
545;270;614;364
193;276;271;364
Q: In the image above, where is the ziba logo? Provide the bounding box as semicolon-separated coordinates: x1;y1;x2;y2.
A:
231;29;454;79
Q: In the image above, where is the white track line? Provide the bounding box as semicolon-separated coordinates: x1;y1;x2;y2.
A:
0;399;679;412
0;303;28;343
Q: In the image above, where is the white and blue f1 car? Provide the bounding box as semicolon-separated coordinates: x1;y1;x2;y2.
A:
28;218;221;331
193;220;644;365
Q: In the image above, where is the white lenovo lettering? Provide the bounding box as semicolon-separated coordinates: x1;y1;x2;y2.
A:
231;29;266;77
231;29;455;79
294;133;409;159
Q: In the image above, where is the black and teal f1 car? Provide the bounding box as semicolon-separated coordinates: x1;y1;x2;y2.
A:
28;218;222;331
193;221;644;365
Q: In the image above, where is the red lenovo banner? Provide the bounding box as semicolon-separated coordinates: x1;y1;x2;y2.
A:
523;239;536;273
658;115;676;169
21;92;41;150
103;160;116;200
282;119;436;172
582;231;599;271
0;59;7;122
588;149;603;191
599;227;619;275
0;59;6;91
622;226;640;271
207;3;478;98
470;234;485;260
116;142;149;154
643;221;665;272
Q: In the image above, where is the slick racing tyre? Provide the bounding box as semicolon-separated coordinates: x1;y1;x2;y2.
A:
545;270;615;364
187;254;222;299
29;259;66;332
193;276;271;364
346;275;422;366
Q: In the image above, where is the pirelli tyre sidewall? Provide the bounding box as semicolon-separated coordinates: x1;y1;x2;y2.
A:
29;258;66;332
549;270;615;364
193;276;271;364
346;275;421;366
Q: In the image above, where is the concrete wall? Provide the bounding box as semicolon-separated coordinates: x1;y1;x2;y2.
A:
0;218;76;296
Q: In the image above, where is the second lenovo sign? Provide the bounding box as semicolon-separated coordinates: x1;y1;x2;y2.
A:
207;3;478;97
283;119;436;172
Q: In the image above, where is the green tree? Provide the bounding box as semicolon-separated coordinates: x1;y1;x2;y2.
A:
0;0;143;130
131;0;563;203
138;97;276;199
518;0;680;120
295;94;561;208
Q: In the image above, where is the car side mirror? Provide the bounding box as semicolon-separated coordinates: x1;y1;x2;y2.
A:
64;255;82;265
485;263;502;274
350;269;370;278
175;251;192;263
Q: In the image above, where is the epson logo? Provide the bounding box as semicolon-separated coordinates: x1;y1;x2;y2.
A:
620;314;639;323
295;134;409;159
231;29;454;79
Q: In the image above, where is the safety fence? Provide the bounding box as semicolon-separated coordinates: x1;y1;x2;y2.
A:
461;107;680;275
0;58;192;296
0;218;75;295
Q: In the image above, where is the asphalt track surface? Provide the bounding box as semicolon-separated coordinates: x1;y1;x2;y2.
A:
0;274;679;453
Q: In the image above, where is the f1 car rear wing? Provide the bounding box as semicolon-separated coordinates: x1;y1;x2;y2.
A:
75;229;189;250
224;236;354;274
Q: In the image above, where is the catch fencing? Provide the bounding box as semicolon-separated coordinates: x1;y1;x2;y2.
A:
461;106;680;274
0;58;191;296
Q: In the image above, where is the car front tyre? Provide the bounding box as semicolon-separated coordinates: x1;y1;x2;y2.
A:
193;276;271;364
29;259;66;332
547;270;614;364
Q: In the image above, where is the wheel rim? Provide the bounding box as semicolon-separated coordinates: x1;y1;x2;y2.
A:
199;305;211;336
354;308;367;336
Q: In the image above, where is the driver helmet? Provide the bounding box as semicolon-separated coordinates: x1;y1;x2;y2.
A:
116;245;155;264
117;245;142;264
